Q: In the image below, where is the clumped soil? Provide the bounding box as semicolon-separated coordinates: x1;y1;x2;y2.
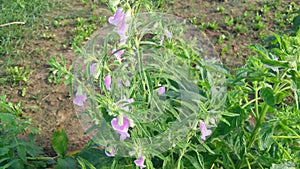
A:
2;0;299;156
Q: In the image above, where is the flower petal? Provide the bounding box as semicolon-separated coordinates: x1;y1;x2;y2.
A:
90;63;97;75
157;86;165;95
73;92;87;106
199;120;212;140
108;8;124;27
104;75;111;91
112;49;125;60
111;115;131;140
134;155;146;169
105;147;115;157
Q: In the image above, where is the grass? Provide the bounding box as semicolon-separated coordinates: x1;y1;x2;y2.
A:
0;0;58;59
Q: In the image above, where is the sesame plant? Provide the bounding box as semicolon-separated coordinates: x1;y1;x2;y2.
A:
46;1;300;168
70;1;227;168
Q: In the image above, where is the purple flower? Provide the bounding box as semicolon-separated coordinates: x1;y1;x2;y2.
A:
108;8;125;28
112;49;125;60
104;75;111;91
111;115;130;140
105;147;115;157
90;63;97;75
108;8;128;44
73;91;87;107
157;86;165;95
134;155;146;169
160;29;172;45
199;120;212;140
164;29;172;39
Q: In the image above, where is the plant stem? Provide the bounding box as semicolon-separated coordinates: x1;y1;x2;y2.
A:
237;104;269;169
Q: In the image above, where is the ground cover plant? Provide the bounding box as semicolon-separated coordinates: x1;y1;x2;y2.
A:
0;0;300;168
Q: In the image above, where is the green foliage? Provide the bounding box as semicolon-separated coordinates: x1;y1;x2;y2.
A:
0;0;55;57
52;128;69;157
0;95;45;169
0;66;30;86
48;55;72;85
71;16;107;48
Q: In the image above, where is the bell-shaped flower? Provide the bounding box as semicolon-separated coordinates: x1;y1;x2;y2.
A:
108;8;128;44
105;147;115;157
199;120;212;140
157;86;166;95
108;8;125;28
112;49;125;60
104;75;112;91
111;115;130;140
73;91;87;107
134;155;146;169
90;63;97;75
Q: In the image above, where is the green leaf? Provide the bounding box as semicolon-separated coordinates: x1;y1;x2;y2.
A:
52;128;69;156
260;87;275;107
257;57;290;68
184;154;204;169
0;159;19;169
221;111;240;117
54;156;77;169
17;144;27;163
0;147;9;156
259;122;274;150
77;156;96;169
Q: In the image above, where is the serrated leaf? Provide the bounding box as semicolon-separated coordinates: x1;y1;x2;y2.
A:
260;87;275;107
52;128;69;156
0;147;9;156
1;159;19;169
259;122;274;150
17;144;27;163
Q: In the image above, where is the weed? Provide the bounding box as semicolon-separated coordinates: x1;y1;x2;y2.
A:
225;16;234;27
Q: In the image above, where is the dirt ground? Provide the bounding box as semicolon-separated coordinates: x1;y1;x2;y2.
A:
3;0;299;156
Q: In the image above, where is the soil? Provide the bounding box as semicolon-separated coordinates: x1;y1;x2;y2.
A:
2;0;299;156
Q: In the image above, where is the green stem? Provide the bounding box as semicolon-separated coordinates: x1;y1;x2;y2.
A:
27;156;56;161
273;135;300;139
273;139;292;160
247;104;269;149
237;104;269;169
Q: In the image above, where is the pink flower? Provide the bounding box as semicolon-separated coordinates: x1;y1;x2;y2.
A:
112;49;125;60
157;86;165;95
104;75;111;91
134;155;146;169
105;147;115;157
199;120;212;140
108;8;125;28
73;91;87;107
90;63;97;75
111;115;130;140
108;8;128;44
160;29;172;45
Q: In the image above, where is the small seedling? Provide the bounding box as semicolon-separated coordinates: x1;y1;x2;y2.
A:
207;21;218;30
225;16;234;27
217;5;225;13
